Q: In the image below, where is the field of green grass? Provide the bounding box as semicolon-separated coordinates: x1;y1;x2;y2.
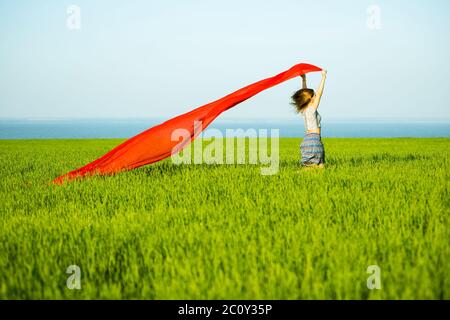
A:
0;138;449;299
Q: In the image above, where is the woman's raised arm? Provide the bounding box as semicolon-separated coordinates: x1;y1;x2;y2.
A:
311;70;327;109
301;74;307;89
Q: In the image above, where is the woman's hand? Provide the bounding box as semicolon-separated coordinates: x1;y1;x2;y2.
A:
321;69;327;77
301;74;306;79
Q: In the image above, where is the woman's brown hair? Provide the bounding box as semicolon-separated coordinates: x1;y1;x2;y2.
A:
291;88;314;113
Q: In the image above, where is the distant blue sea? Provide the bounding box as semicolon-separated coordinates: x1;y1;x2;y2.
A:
0;119;449;139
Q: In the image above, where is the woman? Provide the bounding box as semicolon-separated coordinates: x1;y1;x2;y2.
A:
291;69;327;168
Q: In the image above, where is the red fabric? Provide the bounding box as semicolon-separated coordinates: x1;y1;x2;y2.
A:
53;63;321;184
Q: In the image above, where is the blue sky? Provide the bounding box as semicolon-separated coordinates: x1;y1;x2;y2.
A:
1;0;449;121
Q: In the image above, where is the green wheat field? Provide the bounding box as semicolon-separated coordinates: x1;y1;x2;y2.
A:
0;138;449;299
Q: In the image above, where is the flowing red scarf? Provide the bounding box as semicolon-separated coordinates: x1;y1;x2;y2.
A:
53;63;321;184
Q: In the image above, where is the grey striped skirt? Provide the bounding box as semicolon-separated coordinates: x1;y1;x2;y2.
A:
300;133;325;166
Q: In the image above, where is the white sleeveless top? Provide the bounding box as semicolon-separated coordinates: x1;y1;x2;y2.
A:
301;105;321;131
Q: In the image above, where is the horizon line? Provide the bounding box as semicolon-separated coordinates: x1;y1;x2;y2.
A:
1;117;450;124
